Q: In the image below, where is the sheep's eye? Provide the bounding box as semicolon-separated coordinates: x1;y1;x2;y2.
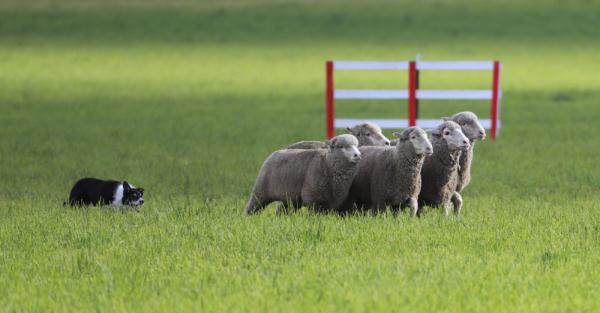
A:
444;131;450;136
411;136;416;139
366;133;371;136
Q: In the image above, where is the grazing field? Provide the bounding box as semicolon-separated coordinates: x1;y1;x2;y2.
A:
1;0;599;312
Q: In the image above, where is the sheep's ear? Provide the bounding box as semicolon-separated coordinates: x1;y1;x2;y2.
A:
431;128;442;138
393;131;408;141
442;117;451;121
346;126;357;135
326;138;336;149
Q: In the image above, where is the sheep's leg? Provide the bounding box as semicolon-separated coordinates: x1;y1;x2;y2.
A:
336;207;353;216
337;197;359;216
416;199;427;217
245;193;269;214
311;203;331;214
443;202;450;217
372;202;387;214
405;198;419;217
317;204;331;214
451;192;463;215
276;203;290;215
276;199;300;215
338;201;361;216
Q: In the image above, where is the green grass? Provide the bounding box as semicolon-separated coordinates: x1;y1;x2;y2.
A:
1;0;599;312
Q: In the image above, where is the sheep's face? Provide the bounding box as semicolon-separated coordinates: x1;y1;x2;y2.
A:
393;127;432;156
341;145;362;163
433;122;470;151
445;112;486;141
409;130;433;156
346;123;391;146
328;134;362;164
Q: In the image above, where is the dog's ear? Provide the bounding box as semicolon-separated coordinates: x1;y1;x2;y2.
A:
123;181;131;192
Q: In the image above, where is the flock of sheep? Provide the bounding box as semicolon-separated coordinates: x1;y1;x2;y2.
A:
245;111;486;217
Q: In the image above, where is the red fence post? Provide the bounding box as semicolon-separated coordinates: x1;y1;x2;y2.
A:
408;61;417;127
415;66;420;120
490;61;501;140
326;61;335;139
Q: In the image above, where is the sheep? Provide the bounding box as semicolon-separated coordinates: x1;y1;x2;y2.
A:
286;122;390;149
418;121;470;216
441;112;486;211
245;134;361;214
286;140;329;149
341;127;433;217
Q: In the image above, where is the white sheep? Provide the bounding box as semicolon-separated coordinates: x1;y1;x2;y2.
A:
286;122;390;149
245;134;361;214
441;112;486;210
341;127;433;217
418;121;470;216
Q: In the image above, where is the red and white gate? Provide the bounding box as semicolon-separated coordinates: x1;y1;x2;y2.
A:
325;59;502;139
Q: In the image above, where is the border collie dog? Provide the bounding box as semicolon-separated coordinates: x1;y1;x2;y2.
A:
67;177;144;208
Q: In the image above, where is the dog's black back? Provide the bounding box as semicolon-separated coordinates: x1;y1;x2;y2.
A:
68;178;120;206
68;177;144;207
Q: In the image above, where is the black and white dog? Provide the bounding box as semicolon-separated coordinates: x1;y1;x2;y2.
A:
67;177;145;208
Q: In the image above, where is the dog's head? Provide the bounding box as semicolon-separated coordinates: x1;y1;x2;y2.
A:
122;181;145;207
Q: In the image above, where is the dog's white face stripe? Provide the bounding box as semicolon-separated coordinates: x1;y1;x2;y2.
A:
129;198;143;206
112;184;124;206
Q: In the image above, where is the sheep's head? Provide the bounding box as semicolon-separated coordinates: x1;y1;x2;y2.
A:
443;111;486;142
346;122;390;146
326;134;361;163
393;127;433;156
431;121;470;151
